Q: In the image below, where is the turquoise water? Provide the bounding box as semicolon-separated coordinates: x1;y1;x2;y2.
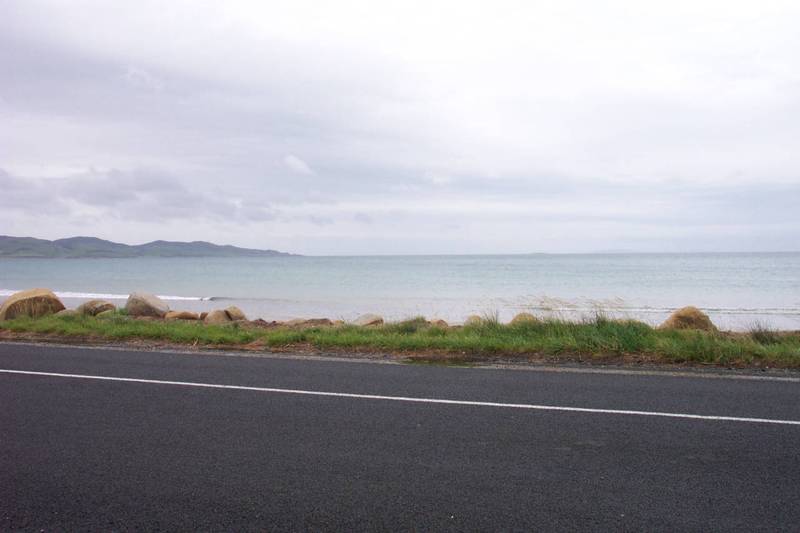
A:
1;253;799;330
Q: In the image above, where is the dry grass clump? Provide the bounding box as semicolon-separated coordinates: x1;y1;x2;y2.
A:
659;306;717;332
0;288;65;321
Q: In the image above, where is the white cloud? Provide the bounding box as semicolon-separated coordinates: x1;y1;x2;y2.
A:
123;66;164;91
283;154;314;175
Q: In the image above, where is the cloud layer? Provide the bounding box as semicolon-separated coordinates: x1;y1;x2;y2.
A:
1;0;799;253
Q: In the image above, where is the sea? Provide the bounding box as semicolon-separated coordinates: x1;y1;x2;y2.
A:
1;253;799;331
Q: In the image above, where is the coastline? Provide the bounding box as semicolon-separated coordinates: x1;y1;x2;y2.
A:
3;252;799;331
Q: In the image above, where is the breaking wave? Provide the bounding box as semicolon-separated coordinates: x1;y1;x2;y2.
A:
0;289;211;302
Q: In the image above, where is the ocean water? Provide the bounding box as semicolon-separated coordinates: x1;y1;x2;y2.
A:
1;253;798;330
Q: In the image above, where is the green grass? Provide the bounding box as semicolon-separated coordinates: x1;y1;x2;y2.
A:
2;312;799;368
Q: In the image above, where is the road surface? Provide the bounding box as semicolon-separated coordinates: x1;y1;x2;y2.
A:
1;342;799;531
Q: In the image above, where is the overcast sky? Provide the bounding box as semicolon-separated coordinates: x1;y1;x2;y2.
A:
1;0;799;254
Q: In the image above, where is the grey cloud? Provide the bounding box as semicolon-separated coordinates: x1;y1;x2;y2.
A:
0;167;276;224
0;169;71;214
3;162;798;240
63;169;236;220
353;213;373;224
308;216;334;226
237;201;277;222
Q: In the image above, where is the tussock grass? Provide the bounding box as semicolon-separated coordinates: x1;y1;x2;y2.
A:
2;311;799;368
2;313;259;346
748;321;781;345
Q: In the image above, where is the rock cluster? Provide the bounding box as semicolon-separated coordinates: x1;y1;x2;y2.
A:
0;288;721;333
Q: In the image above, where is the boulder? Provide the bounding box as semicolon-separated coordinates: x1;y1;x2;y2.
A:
125;292;169;318
311;318;333;326
464;315;483;326
353;313;384;326
224;306;247;321
77;299;116;316
165;311;200;321
96;309;115;318
0;288;65;320
204;309;231;325
200;311;208;320
428;318;449;328
659;306;717;332
285;318;334;327
248;318;280;328
510;312;539;325
55;309;79;318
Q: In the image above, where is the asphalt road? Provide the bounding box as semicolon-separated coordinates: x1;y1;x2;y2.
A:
1;343;799;531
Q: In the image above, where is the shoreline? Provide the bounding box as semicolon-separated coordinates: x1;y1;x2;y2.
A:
3;251;799;331
2;293;798;332
1;289;798;369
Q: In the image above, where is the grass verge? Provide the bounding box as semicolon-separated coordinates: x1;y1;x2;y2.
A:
1;313;799;368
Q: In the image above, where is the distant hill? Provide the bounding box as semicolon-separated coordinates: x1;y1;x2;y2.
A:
0;236;294;258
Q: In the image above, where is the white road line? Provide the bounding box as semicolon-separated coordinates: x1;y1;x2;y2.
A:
2;368;800;426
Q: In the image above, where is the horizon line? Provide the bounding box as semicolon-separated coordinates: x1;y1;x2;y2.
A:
2;234;798;257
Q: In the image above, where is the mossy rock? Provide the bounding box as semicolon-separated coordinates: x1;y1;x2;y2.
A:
77;299;116;316
205;309;231;325
165;311;200;320
224;306;247;321
659;306;717;332
353;314;384;326
510;312;539;325
285;318;334;327
464;315;483;326
125;292;169;318
0;288;65;320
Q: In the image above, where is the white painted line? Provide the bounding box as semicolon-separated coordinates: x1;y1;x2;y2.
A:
2;368;800;426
